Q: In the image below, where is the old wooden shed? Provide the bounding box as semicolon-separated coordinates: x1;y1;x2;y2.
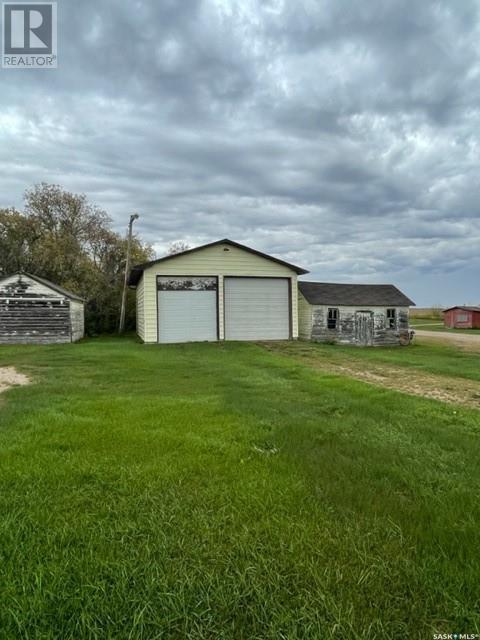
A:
443;306;480;329
0;273;84;344
298;282;415;346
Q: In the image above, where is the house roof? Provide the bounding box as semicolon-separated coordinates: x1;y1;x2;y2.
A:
298;281;415;307
0;272;84;302
128;238;309;286
443;306;480;313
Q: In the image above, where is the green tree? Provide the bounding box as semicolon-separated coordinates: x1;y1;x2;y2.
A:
0;208;40;274
0;184;154;334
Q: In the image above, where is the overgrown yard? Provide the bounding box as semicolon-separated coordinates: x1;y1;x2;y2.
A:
262;339;480;407
0;338;479;639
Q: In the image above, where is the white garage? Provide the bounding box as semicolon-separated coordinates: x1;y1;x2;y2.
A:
129;239;308;344
224;277;290;340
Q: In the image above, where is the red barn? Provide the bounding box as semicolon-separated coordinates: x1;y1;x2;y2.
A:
443;306;480;329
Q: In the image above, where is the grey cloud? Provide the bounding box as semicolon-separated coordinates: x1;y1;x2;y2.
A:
0;0;479;305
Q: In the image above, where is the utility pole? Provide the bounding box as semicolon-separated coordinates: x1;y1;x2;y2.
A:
119;213;139;334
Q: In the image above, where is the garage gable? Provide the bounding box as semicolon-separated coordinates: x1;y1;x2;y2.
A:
130;239;307;285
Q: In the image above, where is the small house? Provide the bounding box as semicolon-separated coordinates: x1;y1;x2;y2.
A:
298;282;414;346
0;273;84;344
443;306;480;329
128;239;308;343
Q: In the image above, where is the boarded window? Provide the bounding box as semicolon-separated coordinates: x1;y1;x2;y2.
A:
387;308;396;329
328;308;339;329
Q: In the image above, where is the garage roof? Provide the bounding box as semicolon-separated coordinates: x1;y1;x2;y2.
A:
128;238;309;286
299;282;415;307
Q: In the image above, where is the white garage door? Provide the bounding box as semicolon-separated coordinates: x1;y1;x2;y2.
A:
157;277;217;344
224;277;290;341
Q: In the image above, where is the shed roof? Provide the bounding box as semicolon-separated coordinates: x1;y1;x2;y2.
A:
443;306;480;313
128;238;308;286
299;281;415;307
0;272;84;302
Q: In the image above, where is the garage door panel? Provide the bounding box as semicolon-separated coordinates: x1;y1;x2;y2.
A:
224;278;290;341
157;277;217;343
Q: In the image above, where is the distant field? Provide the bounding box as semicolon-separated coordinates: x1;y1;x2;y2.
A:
409;318;443;327
409;307;444;319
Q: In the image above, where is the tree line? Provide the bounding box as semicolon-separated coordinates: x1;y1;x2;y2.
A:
0;184;154;334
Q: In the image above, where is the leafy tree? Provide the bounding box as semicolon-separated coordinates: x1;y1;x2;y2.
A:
0;208;40;274
0;184;154;334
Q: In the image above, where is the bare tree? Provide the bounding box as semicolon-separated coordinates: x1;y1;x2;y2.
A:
168;240;191;255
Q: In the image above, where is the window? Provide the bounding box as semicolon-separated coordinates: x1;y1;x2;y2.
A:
387;308;396;329
328;308;339;329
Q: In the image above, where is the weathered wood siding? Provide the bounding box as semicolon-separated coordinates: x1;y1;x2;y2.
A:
303;303;410;346
140;243;299;343
298;292;313;339
0;274;84;344
136;274;145;341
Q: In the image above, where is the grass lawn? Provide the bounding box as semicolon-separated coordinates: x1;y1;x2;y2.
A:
1;338;480;639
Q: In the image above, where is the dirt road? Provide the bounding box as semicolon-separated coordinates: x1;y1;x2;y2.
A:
415;330;480;350
262;342;480;409
0;367;30;394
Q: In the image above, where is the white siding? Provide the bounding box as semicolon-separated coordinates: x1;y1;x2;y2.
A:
136;275;145;342
139;243;299;343
298;292;313;340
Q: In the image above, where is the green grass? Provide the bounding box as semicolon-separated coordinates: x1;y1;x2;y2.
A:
1;338;480;638
409;318;444;328
410;318;480;334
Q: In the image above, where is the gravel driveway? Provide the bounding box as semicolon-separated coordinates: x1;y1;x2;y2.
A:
415;329;480;349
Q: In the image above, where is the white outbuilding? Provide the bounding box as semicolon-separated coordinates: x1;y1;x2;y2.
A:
128;239;308;344
0;272;84;344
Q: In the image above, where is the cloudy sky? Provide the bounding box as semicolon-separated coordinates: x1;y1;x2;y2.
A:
1;0;480;305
